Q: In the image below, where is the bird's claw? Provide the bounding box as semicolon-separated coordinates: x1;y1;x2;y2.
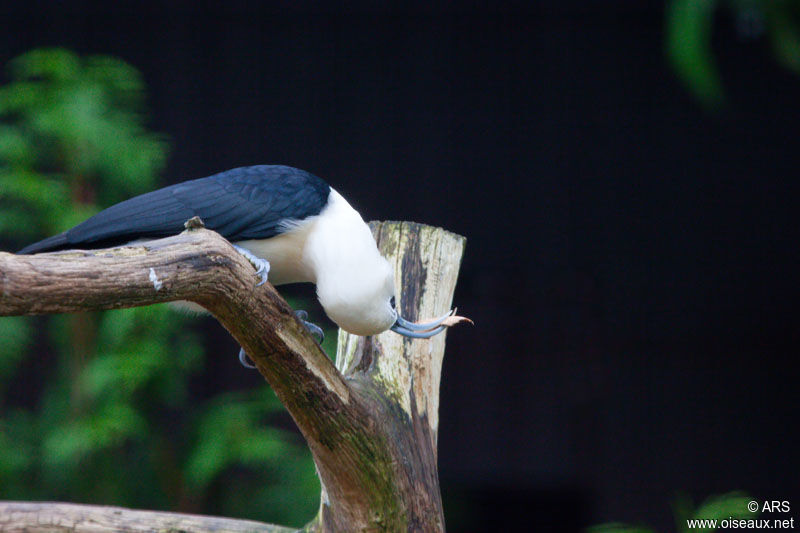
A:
238;347;257;369
295;310;324;344
237;311;324;370
390;309;453;338
232;245;270;286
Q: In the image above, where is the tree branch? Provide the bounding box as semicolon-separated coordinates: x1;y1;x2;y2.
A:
0;226;350;422
0;501;294;533
0;221;467;532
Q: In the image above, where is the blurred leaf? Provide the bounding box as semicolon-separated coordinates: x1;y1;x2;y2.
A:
0;411;37;486
673;491;695;533
692;491;758;528
0;317;32;393
765;0;800;73
85;55;146;108
231;442;320;527
665;0;800;106
43;402;147;467
8;48;80;82
0;170;69;208
666;0;724;107
185;390;292;488
191;389;320;526
0;124;34;166
0;210;39;240
590;491;757;533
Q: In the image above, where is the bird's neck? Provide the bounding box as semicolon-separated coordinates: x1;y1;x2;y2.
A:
303;189;393;334
304;189;378;281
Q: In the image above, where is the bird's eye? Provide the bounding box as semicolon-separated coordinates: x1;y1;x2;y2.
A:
390;296;396;309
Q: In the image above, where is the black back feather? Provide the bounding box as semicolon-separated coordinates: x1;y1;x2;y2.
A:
19;165;331;254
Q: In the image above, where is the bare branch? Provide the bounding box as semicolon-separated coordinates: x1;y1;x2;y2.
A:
0;501;294;533
0;227;351;446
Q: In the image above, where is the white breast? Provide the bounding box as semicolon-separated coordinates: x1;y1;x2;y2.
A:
234;218;317;286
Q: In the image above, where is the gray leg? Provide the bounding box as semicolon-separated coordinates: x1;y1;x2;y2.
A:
295;310;324;343
232;244;270;286
238;347;256;369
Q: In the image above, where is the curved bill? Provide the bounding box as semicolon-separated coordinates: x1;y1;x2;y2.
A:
391;324;447;338
390;310;454;339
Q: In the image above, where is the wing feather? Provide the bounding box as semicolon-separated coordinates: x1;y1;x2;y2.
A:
19;165;330;253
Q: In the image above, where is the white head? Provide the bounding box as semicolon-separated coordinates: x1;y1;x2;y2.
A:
305;189;452;338
316;248;398;336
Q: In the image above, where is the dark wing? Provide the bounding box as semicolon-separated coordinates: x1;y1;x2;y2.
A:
19;165;330;254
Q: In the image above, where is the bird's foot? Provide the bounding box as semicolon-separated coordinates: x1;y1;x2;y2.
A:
295;310;324;343
238;347;256;369
233;245;270;286
237;311;324;370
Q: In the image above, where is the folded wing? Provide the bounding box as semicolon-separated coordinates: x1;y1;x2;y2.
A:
19;165;330;254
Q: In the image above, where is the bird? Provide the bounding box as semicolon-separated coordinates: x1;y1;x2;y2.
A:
19;165;453;365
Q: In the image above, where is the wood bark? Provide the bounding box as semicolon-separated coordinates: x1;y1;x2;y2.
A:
0;220;466;532
0;502;294;533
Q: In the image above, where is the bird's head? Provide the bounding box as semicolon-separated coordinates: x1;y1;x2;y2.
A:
316;252;452;338
316;253;397;336
309;188;454;338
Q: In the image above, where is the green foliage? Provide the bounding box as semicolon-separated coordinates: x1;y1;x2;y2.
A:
674;491;757;533
0;316;32;398
588;491;756;533
0;48;318;526
186;388;321;525
666;0;800;107
0;48;167;237
666;0;723;107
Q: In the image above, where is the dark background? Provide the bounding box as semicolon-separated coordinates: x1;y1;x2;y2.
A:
3;1;799;531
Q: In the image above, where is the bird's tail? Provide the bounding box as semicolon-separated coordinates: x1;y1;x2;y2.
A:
18;232;70;254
